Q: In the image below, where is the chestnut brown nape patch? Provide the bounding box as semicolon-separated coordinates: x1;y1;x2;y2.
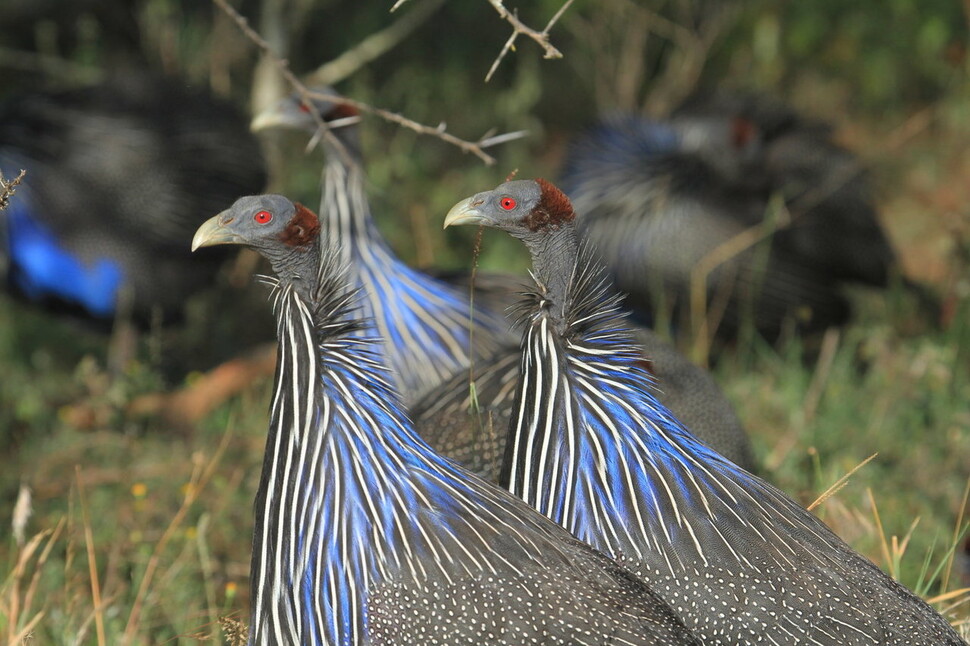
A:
326;102;360;122
280;203;321;247
731;116;757;148
525;178;576;232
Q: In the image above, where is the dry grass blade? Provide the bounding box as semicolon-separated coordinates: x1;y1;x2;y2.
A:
808;453;879;512
76;466;107;646
928;587;970;604
20;518;66;636
121;426;234;645
220;615;249;646
7;609;44;645
3;528;46;642
941;475;970;594
687;195;789;364
866;487;896;579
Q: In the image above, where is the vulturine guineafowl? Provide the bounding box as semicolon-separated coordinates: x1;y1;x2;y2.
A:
560;92;903;342
251;86;756;475
674;90;899;289
444;178;966;645
0;74;267;323
252;89;512;404
191;194;701;646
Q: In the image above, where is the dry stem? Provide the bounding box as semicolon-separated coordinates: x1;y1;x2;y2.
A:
213;0;519;165
484;0;575;82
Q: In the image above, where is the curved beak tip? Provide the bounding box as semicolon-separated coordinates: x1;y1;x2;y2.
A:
191;212;237;252
443;198;484;229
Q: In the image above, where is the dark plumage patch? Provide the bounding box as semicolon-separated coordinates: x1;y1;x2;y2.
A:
326;103;360;122
280;203;320;247
526;178;575;231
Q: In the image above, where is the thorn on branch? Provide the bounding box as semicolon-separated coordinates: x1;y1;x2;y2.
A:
0;169;27;212
213;0;523;165
484;0;575;82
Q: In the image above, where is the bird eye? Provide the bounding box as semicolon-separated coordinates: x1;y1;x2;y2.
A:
500;197;517;210
254;210;273;224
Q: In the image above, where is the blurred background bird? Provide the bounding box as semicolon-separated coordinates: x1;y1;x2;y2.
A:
560;90;920;347
0;74;267;326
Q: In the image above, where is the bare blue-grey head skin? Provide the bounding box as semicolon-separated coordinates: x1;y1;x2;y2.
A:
250;87;362;159
445;179;557;237
445;177;966;645
445;178;581;310
192;194;320;301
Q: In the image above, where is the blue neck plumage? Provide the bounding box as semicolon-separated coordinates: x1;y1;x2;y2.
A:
0;160;123;317
249;275;490;646
319;151;510;402
506;239;754;560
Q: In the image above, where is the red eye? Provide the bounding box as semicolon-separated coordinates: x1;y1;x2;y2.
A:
500;197;517;210
254;210;273;224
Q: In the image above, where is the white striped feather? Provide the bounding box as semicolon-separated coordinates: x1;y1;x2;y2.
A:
504;239;964;644
320;159;512;403
248;276;697;645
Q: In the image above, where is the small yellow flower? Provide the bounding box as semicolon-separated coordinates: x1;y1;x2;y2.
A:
225;582;238;601
185;526;197;540
131;483;147;498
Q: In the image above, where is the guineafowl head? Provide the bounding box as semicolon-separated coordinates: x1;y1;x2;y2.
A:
193;194;320;291
251;87;360;136
443;178;575;241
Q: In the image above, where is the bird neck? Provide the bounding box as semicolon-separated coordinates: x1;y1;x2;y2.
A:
251;278;414;642
320;144;383;250
504;236;769;560
259;237;321;303
518;224;582;327
318;149;512;402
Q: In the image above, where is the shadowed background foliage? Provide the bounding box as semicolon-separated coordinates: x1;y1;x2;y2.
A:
0;0;968;642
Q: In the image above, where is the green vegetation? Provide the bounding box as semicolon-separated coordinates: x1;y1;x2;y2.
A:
1;0;968;642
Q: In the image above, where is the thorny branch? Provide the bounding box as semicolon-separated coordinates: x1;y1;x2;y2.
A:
392;0;574;82
0;169;26;211
484;0;575;82
213;0;525;165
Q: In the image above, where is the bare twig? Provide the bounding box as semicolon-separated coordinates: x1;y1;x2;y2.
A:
310;0;447;87
213;0;513;165
76;467;107;646
484;0;575;82
0;168;26;212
